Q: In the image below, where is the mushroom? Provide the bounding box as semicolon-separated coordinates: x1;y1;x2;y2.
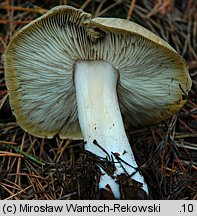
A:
4;5;191;199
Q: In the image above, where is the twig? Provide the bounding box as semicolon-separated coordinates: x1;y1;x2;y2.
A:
127;0;136;20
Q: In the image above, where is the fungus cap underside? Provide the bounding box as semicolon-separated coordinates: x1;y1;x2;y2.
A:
4;5;192;139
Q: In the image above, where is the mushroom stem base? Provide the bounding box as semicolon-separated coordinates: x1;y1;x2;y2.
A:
74;60;148;199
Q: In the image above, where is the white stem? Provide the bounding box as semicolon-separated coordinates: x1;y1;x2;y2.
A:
74;60;148;199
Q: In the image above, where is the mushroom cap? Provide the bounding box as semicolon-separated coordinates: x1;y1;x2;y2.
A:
4;5;192;139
